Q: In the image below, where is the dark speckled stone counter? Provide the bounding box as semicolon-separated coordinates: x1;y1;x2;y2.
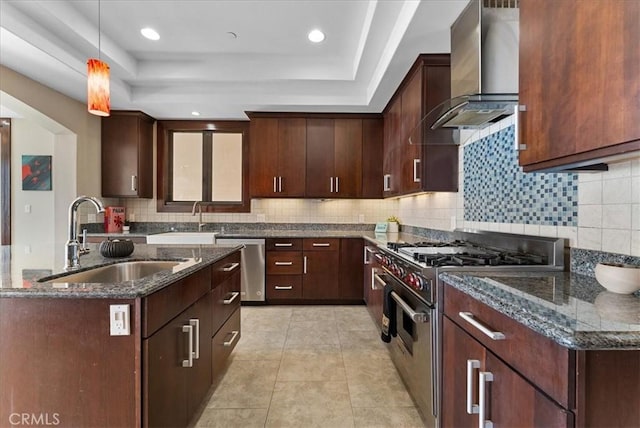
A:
0;243;242;299
440;271;640;350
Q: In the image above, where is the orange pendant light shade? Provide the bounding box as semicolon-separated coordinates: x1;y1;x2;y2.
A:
87;58;110;116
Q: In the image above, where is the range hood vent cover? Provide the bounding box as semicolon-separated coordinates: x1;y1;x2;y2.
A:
428;0;520;131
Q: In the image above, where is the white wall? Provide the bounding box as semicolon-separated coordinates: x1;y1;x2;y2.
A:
12;119;56;249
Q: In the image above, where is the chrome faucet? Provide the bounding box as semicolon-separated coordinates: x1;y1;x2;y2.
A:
192;201;206;231
64;196;105;270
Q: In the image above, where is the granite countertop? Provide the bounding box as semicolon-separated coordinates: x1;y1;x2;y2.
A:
0;243;242;299
440;271;640;350
90;230;379;240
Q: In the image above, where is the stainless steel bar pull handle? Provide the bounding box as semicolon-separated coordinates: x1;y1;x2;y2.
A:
335;176;339;193
390;291;429;323
312;243;330;247
182;325;194;367
223;292;240;304
478;371;494;428
383;174;391;191
273;176;277;193
275;261;293;266
303;256;307;274
413;159;421;182
223;330;240;347
459;312;505;340
131;175;138;192
372;271;386;290
364;246;375;264
466;359;481;414
330;177;334;192
278;176;282;192
274;243;293;247
222;262;240;272
189;319;200;359
275;285;293;290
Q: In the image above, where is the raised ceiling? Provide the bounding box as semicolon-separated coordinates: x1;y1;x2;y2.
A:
0;0;468;119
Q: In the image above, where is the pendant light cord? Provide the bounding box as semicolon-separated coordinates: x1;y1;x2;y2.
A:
98;0;101;60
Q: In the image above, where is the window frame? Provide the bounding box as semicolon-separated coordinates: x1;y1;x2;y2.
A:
156;120;250;213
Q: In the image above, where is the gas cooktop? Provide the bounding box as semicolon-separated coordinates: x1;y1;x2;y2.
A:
387;235;550;268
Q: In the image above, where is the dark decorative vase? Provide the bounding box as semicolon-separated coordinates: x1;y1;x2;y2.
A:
99;239;134;258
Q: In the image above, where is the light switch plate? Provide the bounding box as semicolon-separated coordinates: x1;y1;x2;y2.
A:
109;304;130;336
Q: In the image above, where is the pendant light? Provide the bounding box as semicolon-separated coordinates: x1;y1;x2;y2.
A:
87;0;110;116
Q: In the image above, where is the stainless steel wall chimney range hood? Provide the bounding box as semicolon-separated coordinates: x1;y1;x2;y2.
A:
425;0;519;130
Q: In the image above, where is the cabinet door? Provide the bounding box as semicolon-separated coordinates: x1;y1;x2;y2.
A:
441;316;486;428
144;314;189;427
362;118;384;198
519;0;640;171
305;118;335;197
483;352;572;427
339;238;364;300
249;118;279;197
102;111;154;198
383;99;402;197
401;66;423;193
278;118;306;196
185;295;212;420
334;119;363;198
302;251;340;299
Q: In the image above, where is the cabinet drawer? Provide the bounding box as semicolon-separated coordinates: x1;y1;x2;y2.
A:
212;307;241;384
266;252;303;274
212;269;241;336
266;275;302;300
303;238;339;251
212;251;241;286
443;283;573;408
266;238;302;251
143;267;211;338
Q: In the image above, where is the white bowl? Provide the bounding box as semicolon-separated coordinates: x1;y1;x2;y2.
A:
594;263;640;294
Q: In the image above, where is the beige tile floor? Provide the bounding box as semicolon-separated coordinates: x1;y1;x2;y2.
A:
195;305;425;428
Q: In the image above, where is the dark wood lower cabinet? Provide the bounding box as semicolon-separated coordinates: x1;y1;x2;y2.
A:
266;238;364;304
442;280;639;428
442;317;572;428
302;251;339;299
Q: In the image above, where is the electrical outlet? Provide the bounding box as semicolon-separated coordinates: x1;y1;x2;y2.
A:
257;214;266;222
129;213;136;222
358;214;365;223
110;304;130;336
450;216;457;230
24;204;31;213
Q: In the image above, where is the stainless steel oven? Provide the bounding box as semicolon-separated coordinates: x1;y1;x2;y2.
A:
373;229;566;427
379;266;438;427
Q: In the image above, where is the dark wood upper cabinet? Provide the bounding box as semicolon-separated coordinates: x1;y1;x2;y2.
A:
362;118;384;199
382;54;457;197
306;118;363;198
249;116;306;197
305;118;335;198
101;110;154;198
518;0;640;171
248;113;382;199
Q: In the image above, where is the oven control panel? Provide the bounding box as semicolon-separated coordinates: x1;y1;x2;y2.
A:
379;253;433;300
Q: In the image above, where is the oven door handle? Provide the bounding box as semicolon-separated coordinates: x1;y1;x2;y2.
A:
391;291;429;323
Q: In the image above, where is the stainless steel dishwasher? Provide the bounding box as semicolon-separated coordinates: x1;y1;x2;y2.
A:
216;238;265;302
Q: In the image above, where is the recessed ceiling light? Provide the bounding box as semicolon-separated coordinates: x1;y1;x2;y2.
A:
308;29;325;43
140;27;160;41
191;111;201;116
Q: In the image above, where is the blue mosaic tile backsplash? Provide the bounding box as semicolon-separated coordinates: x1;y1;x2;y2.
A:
463;126;578;226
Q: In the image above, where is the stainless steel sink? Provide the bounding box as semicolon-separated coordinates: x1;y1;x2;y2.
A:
41;261;183;283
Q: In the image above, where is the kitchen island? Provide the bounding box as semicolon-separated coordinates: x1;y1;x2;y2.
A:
0;242;243;428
